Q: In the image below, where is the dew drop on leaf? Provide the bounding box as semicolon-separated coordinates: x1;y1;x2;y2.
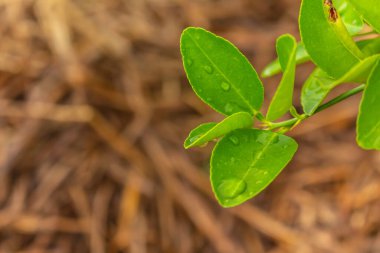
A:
256;133;269;145
186;59;193;66
218;178;247;199
228;135;240;145
224;102;234;114
204;65;214;74
221;82;231;91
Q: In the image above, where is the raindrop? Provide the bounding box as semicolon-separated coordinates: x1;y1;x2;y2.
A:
218;178;247;199
206;97;212;102
257;134;269;145
187;59;193;66
228;135;240;145
282;144;289;149
230;157;236;163
204;65;214;74
224;103;234;114
221;82;231;91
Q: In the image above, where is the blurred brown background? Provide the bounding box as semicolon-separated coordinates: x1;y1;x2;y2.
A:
0;0;379;252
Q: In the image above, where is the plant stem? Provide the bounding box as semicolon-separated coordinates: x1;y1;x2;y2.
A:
314;84;365;113
267;118;298;130
266;84;365;131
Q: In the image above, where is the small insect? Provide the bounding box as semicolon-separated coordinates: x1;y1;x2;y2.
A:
329;6;338;22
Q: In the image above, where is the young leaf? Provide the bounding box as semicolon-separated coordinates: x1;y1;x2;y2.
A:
262;42;310;78
347;0;380;33
211;129;298;207
266;34;297;121
357;60;380;150
184;112;253;149
300;0;364;78
334;0;364;35
180;27;264;116
301;55;380;115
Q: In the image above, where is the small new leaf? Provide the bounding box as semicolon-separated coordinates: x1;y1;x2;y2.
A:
211;129;298;207
262;42;310;78
184;112;253;149
266;34;297;121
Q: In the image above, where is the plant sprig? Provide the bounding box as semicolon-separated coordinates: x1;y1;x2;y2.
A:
180;0;380;207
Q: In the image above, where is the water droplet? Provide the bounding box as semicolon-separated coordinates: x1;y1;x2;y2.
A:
218;178;247;199
187;59;193;66
255;180;263;185
263;171;268;175
257;134;269;145
228;135;240;145
272;135;279;144
204;65;213;74
282;144;289;149
224;103;234;114
221;82;230;91
230;157;236;163
206;97;212;102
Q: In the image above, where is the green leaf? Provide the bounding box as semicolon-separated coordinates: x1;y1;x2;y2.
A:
301;55;380;115
266;34;297;121
262;42;310;78
300;0;364;78
184;112;253;149
180;27;264;116
360;37;380;57
347;0;380;33
357;60;380;150
211;129;298;207
301;68;333;115
334;0;364;35
262;38;377;78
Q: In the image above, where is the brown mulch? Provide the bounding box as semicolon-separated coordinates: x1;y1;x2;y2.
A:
0;0;379;252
